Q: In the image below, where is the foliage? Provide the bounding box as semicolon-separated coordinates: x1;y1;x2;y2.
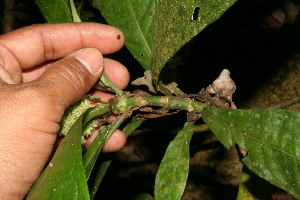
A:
28;0;300;199
27;110;90;199
202;107;300;198
154;122;195;200
35;0;73;23
93;0;154;71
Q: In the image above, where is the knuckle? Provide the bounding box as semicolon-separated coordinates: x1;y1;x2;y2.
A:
57;58;91;95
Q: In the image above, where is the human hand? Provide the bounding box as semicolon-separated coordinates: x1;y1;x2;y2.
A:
0;23;129;199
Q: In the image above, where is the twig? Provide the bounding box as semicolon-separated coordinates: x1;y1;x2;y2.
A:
110;94;206;114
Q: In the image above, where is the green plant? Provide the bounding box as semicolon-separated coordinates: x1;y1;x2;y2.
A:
26;0;300;199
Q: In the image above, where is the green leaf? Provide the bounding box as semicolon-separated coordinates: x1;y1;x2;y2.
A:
89;160;111;200
152;0;238;89
83;115;126;180
93;0;155;70
27;112;89;200
94;0;238;80
89;116;145;199
35;0;73;23
154;122;194;200
202;107;300;199
98;72;123;96
122;116;146;136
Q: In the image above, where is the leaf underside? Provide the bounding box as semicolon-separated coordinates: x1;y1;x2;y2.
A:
154;122;194;200
202;107;300;199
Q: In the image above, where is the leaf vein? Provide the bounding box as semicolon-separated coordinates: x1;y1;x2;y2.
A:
127;0;152;57
209;116;300;162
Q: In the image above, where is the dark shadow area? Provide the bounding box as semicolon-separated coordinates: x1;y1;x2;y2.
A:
160;0;300;107
0;0;45;34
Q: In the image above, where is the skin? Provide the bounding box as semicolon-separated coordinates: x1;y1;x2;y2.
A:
0;23;129;199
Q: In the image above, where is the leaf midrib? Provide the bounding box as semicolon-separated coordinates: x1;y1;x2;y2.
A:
127;0;152;57
207;115;300;162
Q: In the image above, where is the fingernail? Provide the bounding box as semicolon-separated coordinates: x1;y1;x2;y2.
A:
75;48;103;75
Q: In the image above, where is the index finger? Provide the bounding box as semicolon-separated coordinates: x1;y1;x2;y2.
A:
0;23;124;70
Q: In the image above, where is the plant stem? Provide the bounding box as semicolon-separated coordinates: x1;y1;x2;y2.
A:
122;116;147;136
89;116;146;199
110;94;206;114
98;73;124;96
70;0;81;22
83;104;110;124
90;160;111;200
83;114;127;180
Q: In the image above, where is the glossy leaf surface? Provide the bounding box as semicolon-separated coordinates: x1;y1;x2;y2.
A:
202;107;300;199
35;0;73;23
27;112;89;200
94;0;155;70
154;122;194;200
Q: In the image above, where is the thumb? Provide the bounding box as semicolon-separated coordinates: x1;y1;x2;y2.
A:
37;48;104;109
